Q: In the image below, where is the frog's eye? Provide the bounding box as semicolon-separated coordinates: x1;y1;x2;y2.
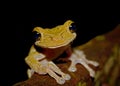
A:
32;31;41;41
69;23;77;32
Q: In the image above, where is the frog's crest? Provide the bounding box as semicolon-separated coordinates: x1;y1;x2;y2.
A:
33;20;77;48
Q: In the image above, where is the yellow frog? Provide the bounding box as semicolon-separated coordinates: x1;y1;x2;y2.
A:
25;20;99;84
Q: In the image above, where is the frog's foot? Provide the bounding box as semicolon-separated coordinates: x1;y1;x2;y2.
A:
27;69;34;78
47;61;71;84
74;49;99;67
68;49;99;77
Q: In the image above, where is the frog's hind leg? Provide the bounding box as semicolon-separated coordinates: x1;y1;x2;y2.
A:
74;49;99;67
47;61;71;84
68;49;99;77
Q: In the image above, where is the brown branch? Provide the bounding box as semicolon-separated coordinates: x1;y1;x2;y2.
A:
13;24;120;86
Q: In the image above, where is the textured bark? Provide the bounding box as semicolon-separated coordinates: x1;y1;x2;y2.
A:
13;24;120;86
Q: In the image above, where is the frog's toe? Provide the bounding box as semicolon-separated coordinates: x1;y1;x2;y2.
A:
62;74;71;80
27;69;34;78
91;61;99;67
89;70;95;77
68;66;77;72
87;60;99;67
93;62;99;67
57;77;65;85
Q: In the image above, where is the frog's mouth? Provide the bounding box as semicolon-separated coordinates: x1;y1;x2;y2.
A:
35;34;76;49
35;40;73;48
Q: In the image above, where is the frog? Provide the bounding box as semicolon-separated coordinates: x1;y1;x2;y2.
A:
25;20;99;84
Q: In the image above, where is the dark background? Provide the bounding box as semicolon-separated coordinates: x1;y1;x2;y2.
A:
2;6;120;86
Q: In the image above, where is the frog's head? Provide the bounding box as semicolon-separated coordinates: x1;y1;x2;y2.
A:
33;20;77;48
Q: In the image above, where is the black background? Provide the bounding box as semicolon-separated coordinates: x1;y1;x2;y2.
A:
1;4;120;86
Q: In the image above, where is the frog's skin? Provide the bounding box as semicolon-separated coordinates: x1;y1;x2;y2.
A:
25;20;99;84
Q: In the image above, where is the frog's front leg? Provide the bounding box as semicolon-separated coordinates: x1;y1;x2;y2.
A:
25;45;71;84
68;49;99;77
25;54;70;84
25;53;48;77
